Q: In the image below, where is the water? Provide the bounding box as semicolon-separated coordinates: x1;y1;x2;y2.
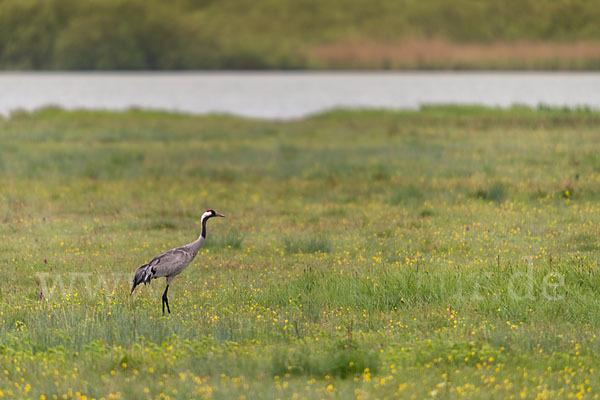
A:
1;72;600;119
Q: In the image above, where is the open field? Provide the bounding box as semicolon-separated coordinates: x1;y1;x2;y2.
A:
2;106;600;398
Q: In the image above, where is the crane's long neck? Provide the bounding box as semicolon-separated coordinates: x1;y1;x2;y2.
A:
201;215;209;239
190;216;209;255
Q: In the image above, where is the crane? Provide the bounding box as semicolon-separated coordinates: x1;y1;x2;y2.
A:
131;209;225;315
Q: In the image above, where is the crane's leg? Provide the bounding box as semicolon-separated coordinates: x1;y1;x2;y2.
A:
162;284;171;315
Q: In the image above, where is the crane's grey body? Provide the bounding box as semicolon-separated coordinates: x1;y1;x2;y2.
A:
131;209;225;315
132;237;203;285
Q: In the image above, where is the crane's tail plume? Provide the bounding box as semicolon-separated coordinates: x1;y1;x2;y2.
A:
131;263;155;294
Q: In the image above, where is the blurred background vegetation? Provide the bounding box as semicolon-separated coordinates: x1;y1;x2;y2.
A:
2;0;600;70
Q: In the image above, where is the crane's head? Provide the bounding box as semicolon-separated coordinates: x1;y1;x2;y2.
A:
202;209;226;220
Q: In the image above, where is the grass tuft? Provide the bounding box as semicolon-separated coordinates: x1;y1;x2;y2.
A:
271;342;380;378
283;235;331;254
472;181;506;202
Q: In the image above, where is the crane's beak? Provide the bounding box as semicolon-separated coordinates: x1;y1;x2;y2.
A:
215;212;226;218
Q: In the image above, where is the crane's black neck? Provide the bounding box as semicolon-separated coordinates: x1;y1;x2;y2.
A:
201;216;209;238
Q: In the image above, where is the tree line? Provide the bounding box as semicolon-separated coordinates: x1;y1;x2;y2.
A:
1;0;600;70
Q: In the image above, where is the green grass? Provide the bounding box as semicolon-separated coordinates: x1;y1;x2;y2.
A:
3;106;600;398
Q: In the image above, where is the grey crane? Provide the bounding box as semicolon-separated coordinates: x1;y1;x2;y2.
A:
131;209;225;315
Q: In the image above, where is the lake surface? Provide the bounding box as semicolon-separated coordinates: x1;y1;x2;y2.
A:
1;72;600;119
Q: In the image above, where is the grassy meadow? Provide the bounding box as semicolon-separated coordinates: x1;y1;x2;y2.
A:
2;106;600;398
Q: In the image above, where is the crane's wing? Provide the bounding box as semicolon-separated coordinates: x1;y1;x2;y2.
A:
131;247;193;293
147;248;193;273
